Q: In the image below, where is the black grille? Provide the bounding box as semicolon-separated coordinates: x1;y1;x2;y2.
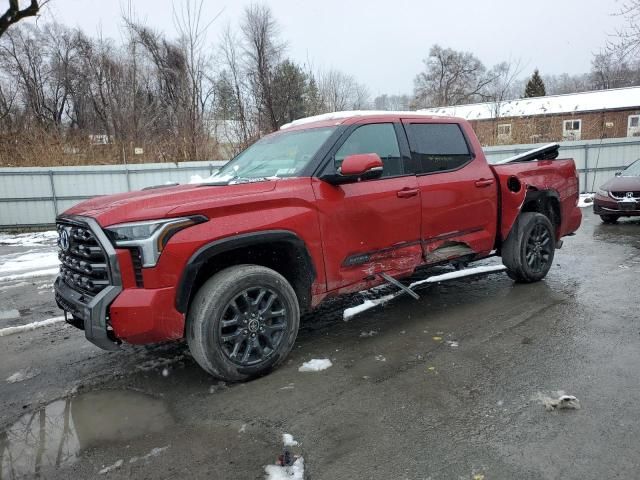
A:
57;221;110;296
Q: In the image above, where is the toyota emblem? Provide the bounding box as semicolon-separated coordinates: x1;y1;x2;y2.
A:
60;229;71;252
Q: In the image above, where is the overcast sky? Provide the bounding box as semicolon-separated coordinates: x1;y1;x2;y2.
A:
37;0;625;95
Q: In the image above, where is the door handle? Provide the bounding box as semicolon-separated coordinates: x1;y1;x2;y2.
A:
474;178;495;188
397;188;419;198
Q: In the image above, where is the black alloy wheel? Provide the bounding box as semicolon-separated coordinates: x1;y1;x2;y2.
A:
218;287;288;366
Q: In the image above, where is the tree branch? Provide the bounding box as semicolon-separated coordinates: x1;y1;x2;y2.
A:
0;0;40;38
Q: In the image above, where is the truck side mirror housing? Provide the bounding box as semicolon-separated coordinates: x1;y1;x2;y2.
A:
339;153;383;177
322;153;383;185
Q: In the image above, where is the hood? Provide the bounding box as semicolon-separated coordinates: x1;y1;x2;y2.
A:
600;175;640;192
64;180;277;226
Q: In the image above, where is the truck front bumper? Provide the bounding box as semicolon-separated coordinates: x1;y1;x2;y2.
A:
54;276;122;350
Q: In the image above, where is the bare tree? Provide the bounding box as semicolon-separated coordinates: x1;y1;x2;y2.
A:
215;24;256;153
484;59;523;116
0;0;43;38
591;50;640;89
413;44;496;108
241;4;284;132
608;1;640;59
317;69;370;111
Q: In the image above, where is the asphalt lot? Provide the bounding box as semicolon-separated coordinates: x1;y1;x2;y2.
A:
1;211;639;479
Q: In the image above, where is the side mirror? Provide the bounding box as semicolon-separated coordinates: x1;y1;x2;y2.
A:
321;153;384;185
339;153;384;177
615;171;622;177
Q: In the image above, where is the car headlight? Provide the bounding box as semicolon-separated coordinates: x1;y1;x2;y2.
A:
105;216;206;267
596;188;609;197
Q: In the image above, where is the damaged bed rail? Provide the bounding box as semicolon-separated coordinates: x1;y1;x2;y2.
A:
493;143;560;165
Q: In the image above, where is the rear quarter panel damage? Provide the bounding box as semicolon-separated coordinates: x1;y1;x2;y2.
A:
491;158;581;242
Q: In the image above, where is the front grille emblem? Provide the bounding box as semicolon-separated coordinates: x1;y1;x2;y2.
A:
626;192;634;198
60;229;71;252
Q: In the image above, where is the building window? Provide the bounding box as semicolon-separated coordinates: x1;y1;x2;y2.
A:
628;115;640;137
497;123;512;140
562;119;582;141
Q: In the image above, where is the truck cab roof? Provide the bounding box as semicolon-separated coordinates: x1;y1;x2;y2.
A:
279;110;461;131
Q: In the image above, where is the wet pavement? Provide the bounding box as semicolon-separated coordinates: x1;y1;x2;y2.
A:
1;211;639;479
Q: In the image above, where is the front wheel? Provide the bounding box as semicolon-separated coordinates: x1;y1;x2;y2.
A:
600;215;619;224
502;212;556;283
186;265;300;382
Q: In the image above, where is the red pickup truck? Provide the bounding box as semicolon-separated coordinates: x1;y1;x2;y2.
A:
54;112;581;381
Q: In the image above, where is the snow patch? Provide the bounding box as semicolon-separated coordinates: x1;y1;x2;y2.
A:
0;230;58;247
420;86;640;120
129;446;169;464
6;368;40;383
0;309;20;320
578;193;594;208
264;457;305;480
98;459;124;474
0;268;59;283
532;391;581;411
189;173;232;184
282;433;298;447
343;294;396;321
0;316;66;337
298;359;332;372
0;250;59;276
280;110;448;130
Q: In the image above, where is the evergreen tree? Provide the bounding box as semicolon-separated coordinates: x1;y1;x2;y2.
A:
524;69;546;97
271;59;307;125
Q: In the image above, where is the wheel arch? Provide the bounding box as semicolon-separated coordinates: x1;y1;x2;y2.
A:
521;188;562;238
176;230;316;316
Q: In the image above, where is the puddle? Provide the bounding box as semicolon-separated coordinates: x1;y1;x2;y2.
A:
0;389;173;478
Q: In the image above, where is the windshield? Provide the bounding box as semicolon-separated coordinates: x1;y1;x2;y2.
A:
622;159;640;176
215;127;336;182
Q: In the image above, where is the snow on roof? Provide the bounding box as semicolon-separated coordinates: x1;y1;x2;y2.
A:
419;86;640;121
279;110;448;130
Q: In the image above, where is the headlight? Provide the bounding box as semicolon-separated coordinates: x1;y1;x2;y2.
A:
105;216;206;267
596;188;609;197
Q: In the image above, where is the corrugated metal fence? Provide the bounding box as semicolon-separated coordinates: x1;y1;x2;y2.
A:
1;136;639;229
0;161;226;228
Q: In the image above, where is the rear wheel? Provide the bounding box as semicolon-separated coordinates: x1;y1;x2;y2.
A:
186;265;300;382
502;212;556;283
600;214;619;224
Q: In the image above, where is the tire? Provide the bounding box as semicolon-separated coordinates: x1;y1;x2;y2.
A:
186;265;300;382
600;215;619;224
502;212;556;283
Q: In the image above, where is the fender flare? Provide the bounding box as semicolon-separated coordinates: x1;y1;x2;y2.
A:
175;230;315;313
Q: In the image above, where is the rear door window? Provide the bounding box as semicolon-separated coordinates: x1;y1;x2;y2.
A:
334;123;404;177
404;123;473;174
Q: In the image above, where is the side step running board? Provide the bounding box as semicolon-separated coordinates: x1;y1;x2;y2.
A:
379;272;420;299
